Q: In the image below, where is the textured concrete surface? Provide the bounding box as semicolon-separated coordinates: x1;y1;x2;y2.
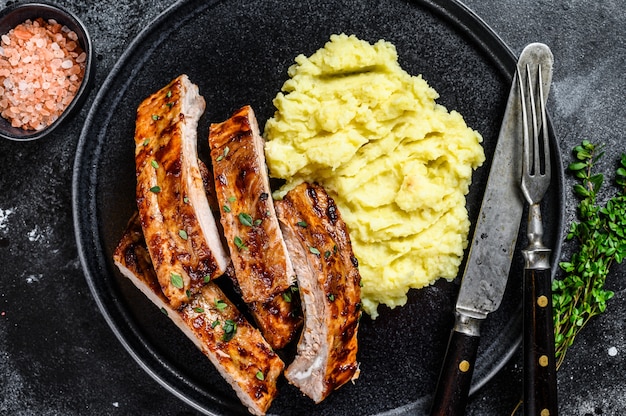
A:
1;0;625;415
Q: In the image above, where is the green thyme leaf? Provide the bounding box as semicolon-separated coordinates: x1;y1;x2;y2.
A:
297;221;308;227
234;236;248;250
193;307;204;313
151;160;159;169
179;229;188;240
149;186;161;193
238;212;254;227
309;246;320;256
170;272;184;289
222;319;237;342
215;299;227;311
255;371;265;381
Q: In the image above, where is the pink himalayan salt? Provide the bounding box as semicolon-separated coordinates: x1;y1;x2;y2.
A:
0;17;86;131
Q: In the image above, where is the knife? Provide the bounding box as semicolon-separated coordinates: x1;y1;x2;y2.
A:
430;43;553;416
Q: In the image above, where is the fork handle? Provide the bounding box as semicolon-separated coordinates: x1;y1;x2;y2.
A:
523;267;558;416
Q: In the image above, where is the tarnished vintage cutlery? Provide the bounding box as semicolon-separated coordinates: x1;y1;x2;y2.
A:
430;43;552;416
518;55;558;416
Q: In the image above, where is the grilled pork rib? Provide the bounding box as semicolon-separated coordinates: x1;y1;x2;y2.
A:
275;183;362;403
134;75;228;309
208;105;295;303
113;214;284;416
201;156;302;350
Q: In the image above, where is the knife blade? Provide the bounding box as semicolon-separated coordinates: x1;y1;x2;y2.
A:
430;43;553;416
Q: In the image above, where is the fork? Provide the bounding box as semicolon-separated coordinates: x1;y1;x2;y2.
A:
518;63;558;416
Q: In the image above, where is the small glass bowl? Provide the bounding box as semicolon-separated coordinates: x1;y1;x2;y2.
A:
0;1;94;141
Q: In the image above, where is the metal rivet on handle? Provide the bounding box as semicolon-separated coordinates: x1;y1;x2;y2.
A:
459;360;470;372
537;295;548;307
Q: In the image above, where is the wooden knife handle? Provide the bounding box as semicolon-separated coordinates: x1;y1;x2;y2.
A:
523;267;558;415
430;327;480;416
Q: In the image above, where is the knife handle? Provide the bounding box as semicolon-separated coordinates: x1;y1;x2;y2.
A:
523;267;558;416
430;318;481;416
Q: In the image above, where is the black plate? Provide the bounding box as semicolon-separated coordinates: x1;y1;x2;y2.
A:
72;0;564;414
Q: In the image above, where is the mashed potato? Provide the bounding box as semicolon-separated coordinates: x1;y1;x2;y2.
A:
264;34;485;318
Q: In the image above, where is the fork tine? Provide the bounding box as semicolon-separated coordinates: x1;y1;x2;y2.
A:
517;66;530;179
537;65;551;177
526;64;541;177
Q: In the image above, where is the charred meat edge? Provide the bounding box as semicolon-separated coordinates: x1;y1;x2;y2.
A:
276;183;361;403
134;74;229;309
113;213;283;416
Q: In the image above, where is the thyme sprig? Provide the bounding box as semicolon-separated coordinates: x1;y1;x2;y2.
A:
552;140;626;369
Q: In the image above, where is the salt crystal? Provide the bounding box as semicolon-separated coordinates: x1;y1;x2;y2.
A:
76;52;86;63
50;42;59;51
1;34;10;45
61;59;73;69
36;38;45;48
18;81;27;91
608;347;618;357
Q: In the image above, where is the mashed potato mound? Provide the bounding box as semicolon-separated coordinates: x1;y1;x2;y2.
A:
264;34;485;318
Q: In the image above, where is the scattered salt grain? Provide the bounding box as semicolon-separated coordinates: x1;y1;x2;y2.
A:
0;18;86;131
608;346;618;357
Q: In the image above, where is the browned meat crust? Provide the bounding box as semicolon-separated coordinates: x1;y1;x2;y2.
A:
208;105;295;303
113;213;284;416
275;183;362;403
134;75;229;309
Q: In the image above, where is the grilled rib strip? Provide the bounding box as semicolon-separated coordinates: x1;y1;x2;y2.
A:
275;183;362;403
134;75;229;309
200;157;302;350
113;213;284;416
208;105;295;303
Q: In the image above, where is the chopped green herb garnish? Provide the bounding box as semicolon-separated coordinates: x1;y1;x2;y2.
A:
255;371;265;381
327;293;335;302
152;114;160;121
324;250;331;259
203;275;211;283
253;219;262;226
228;196;237;203
143;138;150;146
160;307;168;316
193;307;204;313
211;320;220;328
215;299;227;311
223;205;231;213
309;246;321;256
166;90;172;98
238;212;254;227
282;291;292;303
170;272;184;289
183;196;189;204
151;160;159;169
222;319;237;341
234;236;248;250
166;102;174;108
186;289;191;298
179;229;188;240
216;146;230;162
149;186;161;193
297;221;308;228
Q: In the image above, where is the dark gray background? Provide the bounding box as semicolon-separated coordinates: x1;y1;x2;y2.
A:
1;0;624;415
